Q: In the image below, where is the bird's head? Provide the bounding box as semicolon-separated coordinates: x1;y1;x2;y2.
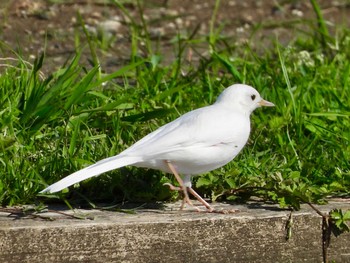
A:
215;84;274;114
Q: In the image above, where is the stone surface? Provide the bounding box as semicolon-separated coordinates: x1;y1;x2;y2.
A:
1;201;350;263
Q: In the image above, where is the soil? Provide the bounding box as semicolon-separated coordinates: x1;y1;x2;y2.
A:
0;0;349;73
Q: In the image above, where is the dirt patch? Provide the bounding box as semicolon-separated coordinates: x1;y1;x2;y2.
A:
0;0;349;73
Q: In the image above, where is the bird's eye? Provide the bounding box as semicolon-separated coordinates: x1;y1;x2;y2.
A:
251;94;256;100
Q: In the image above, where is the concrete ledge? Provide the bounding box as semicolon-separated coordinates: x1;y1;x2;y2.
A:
1;201;350;263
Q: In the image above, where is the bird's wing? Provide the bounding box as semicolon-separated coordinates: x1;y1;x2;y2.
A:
121;104;249;158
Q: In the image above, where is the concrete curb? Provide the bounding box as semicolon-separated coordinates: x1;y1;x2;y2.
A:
1;201;350;262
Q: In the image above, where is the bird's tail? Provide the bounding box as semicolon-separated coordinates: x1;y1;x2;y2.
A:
40;155;142;194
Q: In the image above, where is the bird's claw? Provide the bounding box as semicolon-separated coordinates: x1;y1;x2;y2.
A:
163;183;181;191
164;182;235;213
164;183;199;211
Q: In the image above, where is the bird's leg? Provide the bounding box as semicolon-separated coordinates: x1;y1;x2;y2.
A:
187;187;214;212
164;161;214;212
164;161;193;210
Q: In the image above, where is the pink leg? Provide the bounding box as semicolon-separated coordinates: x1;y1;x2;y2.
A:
164;161;214;212
187;187;214;212
164;161;193;210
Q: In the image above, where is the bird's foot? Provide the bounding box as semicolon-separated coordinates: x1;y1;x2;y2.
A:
164;183;216;212
163;183;202;211
163;183;240;213
163;183;193;207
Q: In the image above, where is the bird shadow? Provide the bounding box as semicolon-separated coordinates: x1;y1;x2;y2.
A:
223;200;292;212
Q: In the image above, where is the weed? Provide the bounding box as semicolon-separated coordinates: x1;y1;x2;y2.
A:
0;1;349;230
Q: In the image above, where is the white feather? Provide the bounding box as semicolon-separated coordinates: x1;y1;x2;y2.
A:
40;155;142;193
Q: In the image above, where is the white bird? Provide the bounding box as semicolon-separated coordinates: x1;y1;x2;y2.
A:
40;84;274;212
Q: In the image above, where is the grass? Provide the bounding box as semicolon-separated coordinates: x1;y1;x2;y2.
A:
0;0;349;223
197;40;350;207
